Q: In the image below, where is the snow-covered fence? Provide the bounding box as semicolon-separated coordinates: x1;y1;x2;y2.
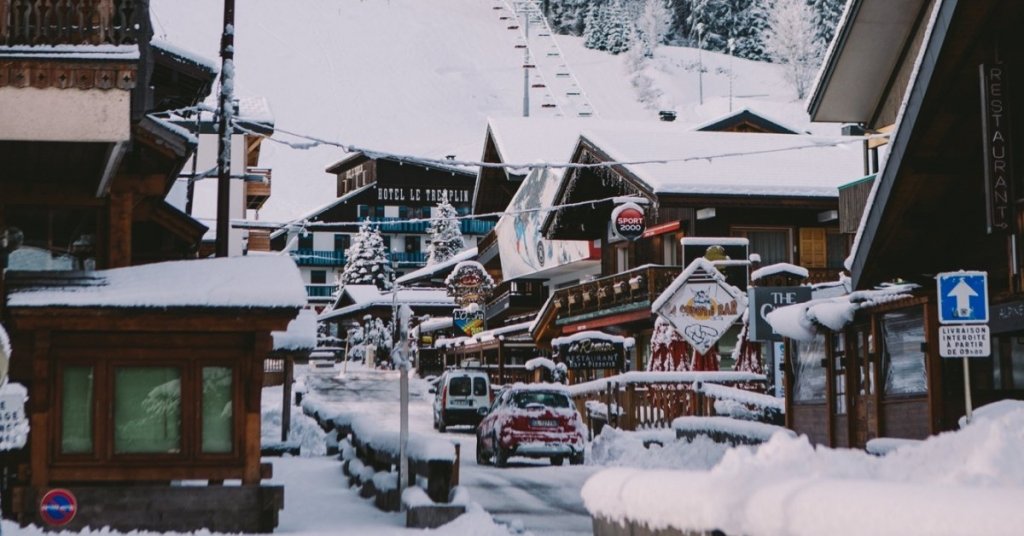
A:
333;411;461;514
672;416;795;446
692;380;784;424
567;371;768;433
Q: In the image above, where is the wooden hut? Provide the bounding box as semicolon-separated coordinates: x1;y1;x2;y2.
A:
1;256;305;532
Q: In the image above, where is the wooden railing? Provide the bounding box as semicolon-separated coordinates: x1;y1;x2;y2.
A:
1;0;140;46
245;168;271;210
567;371;768;432
549;265;680;321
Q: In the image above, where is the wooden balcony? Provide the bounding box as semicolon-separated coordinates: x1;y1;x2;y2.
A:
247;229;271;252
533;265;680;343
485;278;547;322
245;168;272;210
1;0;141;46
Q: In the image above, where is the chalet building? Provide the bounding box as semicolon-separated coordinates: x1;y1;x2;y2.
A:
1;2;299;531
775;0;1024;449
270;152;494;307
167;96;277;257
529;124;864;376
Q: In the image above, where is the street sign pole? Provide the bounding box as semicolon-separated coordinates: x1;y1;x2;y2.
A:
936;271;990;426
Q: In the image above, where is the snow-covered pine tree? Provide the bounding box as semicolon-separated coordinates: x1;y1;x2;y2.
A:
603;0;634;54
340;220;395;290
762;0;823;99
583;2;608;50
811;0;845;49
362;316;394;368
426;192;465;266
634;0;673;58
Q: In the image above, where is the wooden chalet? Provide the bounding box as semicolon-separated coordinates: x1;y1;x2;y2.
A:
530;124;864;376
777;0;1024;449
319;284;456;337
1;2;300;532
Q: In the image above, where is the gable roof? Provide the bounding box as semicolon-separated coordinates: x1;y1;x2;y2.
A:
693;108;803;135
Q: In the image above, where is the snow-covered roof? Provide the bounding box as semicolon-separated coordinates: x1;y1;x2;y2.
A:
6;256;307;309
551;330;636;349
691;107;805;135
433;319;534;348
320;287;454;321
750;262;810;282
0;44;139;61
270;184;375;239
272;309;318;351
151;38;219;74
395;247;477;285
578;128;863;197
413;316;453;334
236;96;275;128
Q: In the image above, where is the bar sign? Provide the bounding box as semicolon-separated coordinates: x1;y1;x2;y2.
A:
979;63;1014;234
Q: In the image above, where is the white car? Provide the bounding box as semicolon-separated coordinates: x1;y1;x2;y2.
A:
432;370;491;432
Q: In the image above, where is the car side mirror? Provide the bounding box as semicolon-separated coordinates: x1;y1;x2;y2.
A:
428;387;437;394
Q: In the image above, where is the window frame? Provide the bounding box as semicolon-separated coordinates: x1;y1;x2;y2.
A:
731;226;794;265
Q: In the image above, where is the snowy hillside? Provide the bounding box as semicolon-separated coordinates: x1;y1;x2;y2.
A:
152;0;836;221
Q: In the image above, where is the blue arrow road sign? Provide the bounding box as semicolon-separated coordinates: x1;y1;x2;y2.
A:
937;271;989;324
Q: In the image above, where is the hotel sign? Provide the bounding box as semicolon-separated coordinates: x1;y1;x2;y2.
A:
980;63;1014;234
376;187;470;204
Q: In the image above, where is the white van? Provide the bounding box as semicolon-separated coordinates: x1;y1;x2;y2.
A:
431;370;491;432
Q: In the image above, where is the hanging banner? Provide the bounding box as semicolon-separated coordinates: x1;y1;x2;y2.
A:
653;258;747;354
611;202;646;241
980;63;1014;234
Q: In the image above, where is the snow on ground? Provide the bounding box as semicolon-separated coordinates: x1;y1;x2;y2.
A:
152;0;836;221
583;400;1024;535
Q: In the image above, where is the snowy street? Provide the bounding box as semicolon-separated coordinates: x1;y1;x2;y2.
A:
297;365;599;535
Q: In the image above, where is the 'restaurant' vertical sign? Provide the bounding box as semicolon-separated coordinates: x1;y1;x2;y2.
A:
979;63;1014;234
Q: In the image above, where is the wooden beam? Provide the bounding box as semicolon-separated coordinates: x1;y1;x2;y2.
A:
96;141;128;197
107;191;132;268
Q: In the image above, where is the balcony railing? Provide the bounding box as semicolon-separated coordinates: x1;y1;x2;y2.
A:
1;0;140;46
548;265;681;324
486;279;548;319
305;284;338;299
292;249;345;267
391;251;427;265
367;217;496;235
245;168;272;210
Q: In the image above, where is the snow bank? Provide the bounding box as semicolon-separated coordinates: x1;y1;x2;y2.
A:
567;371;765;396
672;416;795;444
262;385;326;456
589;427;729;471
750;262;809;281
349;413;456;462
692;381;784;413
585;401;1024;535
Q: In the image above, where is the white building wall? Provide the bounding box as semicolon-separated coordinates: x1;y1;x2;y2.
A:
0;87;131;142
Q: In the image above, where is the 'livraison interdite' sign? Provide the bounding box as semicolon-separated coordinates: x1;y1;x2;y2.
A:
653;258;747;354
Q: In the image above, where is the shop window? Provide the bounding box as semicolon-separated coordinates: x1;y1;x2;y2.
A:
992;336;1024;389
114;367;182;454
202;367;234;454
880;308;927;396
792;336;827;402
832;334;847;414
61;366;94;454
734;227;791;265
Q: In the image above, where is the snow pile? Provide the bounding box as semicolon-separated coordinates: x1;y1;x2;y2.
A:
524;357;557;371
261;385;327;456
750;262;810;281
584;401;1024;535
766;283;917;342
589;427;729;471
272;308;318;351
349;413;456;462
672;416;796;444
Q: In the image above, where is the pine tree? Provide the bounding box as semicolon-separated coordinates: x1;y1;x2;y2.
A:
762;0;823;99
634;0;673;58
340;220;395;291
810;0;845;49
426;193;465;266
362;315;394;368
604;1;634;54
583;3;607;50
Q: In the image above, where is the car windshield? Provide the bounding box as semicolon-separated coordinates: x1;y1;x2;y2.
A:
512;391;571;409
449;376;471;397
473;377;488;396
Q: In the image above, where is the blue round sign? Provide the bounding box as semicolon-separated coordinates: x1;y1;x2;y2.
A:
39;488;77;527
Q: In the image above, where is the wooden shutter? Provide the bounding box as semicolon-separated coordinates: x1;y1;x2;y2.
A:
799;228;827;269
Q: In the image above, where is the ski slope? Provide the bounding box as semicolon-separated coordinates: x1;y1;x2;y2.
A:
152;0;837;221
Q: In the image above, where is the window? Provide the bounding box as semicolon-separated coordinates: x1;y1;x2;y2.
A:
406;236;421;253
297;233;313;250
311;270;327;285
114;367;182;454
449;376;471;396
832;335;847;414
473;377;488;396
990;336;1024;389
615;244;630;272
357;205;378;219
334;234;350;252
383;236;391;250
512;391;571;409
734;227;791;265
792;336;827;402
826;231;847;270
880;308;927;396
799;228;827;268
202;367;233;454
383;205;399;218
61;366;94;454
663;232;682;265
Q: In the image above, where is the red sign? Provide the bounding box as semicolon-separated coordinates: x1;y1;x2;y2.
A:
39;488;77;527
612;202;646;241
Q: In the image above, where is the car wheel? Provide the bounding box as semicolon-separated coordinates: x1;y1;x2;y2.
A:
494;435;509;468
550;456;564;466
476;436;490;465
570;452;584;466
437;415;447;433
